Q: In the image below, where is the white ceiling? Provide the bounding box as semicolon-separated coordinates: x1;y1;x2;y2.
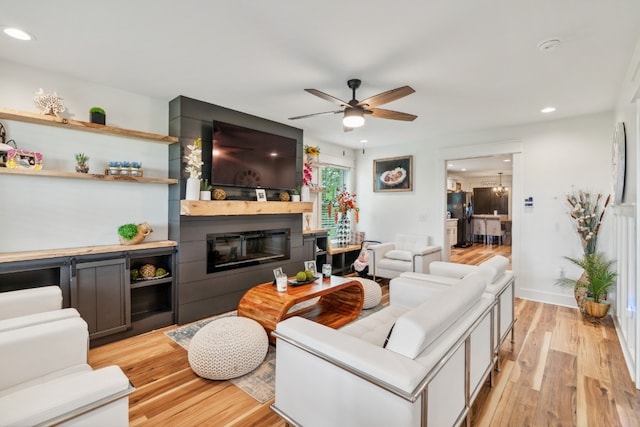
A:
2;1;639;150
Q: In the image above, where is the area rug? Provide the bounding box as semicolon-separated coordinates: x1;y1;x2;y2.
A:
165;302;386;403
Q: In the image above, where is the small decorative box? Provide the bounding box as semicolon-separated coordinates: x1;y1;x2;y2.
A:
6;149;43;170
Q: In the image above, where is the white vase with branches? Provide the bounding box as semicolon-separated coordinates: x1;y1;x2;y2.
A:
184;137;204;201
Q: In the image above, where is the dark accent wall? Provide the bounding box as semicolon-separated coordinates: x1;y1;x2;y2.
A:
169;96;306;324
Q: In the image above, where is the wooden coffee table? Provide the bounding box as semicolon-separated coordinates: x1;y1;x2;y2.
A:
237;275;364;343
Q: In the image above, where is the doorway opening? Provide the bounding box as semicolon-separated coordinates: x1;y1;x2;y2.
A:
446;154;513;266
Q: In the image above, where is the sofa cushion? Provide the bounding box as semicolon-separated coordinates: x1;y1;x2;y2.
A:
384;272;486;359
478;255;509;284
340;304;409;346
385;249;413;261
395;234;430;251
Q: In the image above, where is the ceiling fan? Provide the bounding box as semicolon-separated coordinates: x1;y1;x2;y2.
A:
289;79;417;130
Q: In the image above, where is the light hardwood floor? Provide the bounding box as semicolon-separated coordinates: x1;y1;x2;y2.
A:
89;243;640;426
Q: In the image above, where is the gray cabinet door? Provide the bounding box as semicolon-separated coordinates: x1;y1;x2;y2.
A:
70;257;130;339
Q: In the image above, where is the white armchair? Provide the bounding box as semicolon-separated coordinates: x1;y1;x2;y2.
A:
369;234;442;279
0;286;80;333
0;316;134;426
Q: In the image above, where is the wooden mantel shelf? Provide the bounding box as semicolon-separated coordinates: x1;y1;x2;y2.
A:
0;108;178;144
180;200;313;216
0;240;178;264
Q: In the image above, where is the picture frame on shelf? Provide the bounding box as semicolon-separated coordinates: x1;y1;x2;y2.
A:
373;155;413;192
304;260;318;277
256;188;267;202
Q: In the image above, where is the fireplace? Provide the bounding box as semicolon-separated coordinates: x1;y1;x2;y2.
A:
206;228;290;273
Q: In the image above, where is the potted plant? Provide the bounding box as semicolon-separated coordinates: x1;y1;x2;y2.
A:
108;161;121;175
74;152;89;173
120;161;131;176
89;107;106;125
556;253;616;318
291;188;300;202
117;222;153;246
556;190;614;317
130;161;143;177
200;179;212;200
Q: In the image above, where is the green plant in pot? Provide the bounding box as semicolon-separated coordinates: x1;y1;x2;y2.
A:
556;253;616;318
556;190;614;317
74;152;89;173
290;188;301;202
118;222;153;246
89;107;106;125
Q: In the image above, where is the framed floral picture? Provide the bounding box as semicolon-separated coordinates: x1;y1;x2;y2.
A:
373;155;413;192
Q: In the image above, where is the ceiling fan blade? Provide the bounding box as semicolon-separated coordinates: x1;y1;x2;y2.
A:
358;86;415;108
288;110;343;120
368;107;417;121
305;89;350;108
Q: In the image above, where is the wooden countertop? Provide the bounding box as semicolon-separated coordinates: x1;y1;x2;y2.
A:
327;244;361;255
303;228;329;235
0;240;177;263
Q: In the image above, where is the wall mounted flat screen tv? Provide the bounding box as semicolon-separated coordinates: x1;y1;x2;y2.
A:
211;120;298;190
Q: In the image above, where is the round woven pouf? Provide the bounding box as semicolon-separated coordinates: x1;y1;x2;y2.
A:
353;277;382;309
188;316;268;380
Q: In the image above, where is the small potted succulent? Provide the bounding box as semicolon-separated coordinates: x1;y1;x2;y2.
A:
120;161;131;176
74;152;89;173
291;188;301;202
89;107;106;125
130;161;143;177
200;179;213;200
108;161;121;175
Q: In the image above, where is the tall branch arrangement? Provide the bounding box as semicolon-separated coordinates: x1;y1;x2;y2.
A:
184;137;203;179
566;190;610;256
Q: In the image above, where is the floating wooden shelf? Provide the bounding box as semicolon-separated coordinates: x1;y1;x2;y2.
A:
0;167;178;184
180;200;313;216
0;240;178;264
0;108;178;144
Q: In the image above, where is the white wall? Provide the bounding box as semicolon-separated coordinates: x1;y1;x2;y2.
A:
0;60;171;252
356;111;616;307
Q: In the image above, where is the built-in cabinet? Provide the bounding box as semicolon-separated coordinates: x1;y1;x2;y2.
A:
71;257;130;339
0;242;177;347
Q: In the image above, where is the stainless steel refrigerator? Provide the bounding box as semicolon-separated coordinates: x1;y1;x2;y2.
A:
447;192;473;247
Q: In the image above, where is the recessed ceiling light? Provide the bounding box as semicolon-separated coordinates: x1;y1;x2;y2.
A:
448;163;454;168
3;27;34;41
541;107;556;113
360;139;368;143
503;159;511;162
461;168;467;171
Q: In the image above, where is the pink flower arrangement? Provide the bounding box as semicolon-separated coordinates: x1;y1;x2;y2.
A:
302;162;313;186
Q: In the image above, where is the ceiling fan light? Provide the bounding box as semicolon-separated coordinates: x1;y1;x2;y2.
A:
343;109;365;128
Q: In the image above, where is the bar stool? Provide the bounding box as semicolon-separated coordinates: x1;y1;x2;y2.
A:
485;217;503;245
471;217;486;244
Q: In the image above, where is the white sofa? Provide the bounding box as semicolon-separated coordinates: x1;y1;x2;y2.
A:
397;255;516;365
0;285;80;333
0;316;134;426
368;234;442;279
272;272;496;427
